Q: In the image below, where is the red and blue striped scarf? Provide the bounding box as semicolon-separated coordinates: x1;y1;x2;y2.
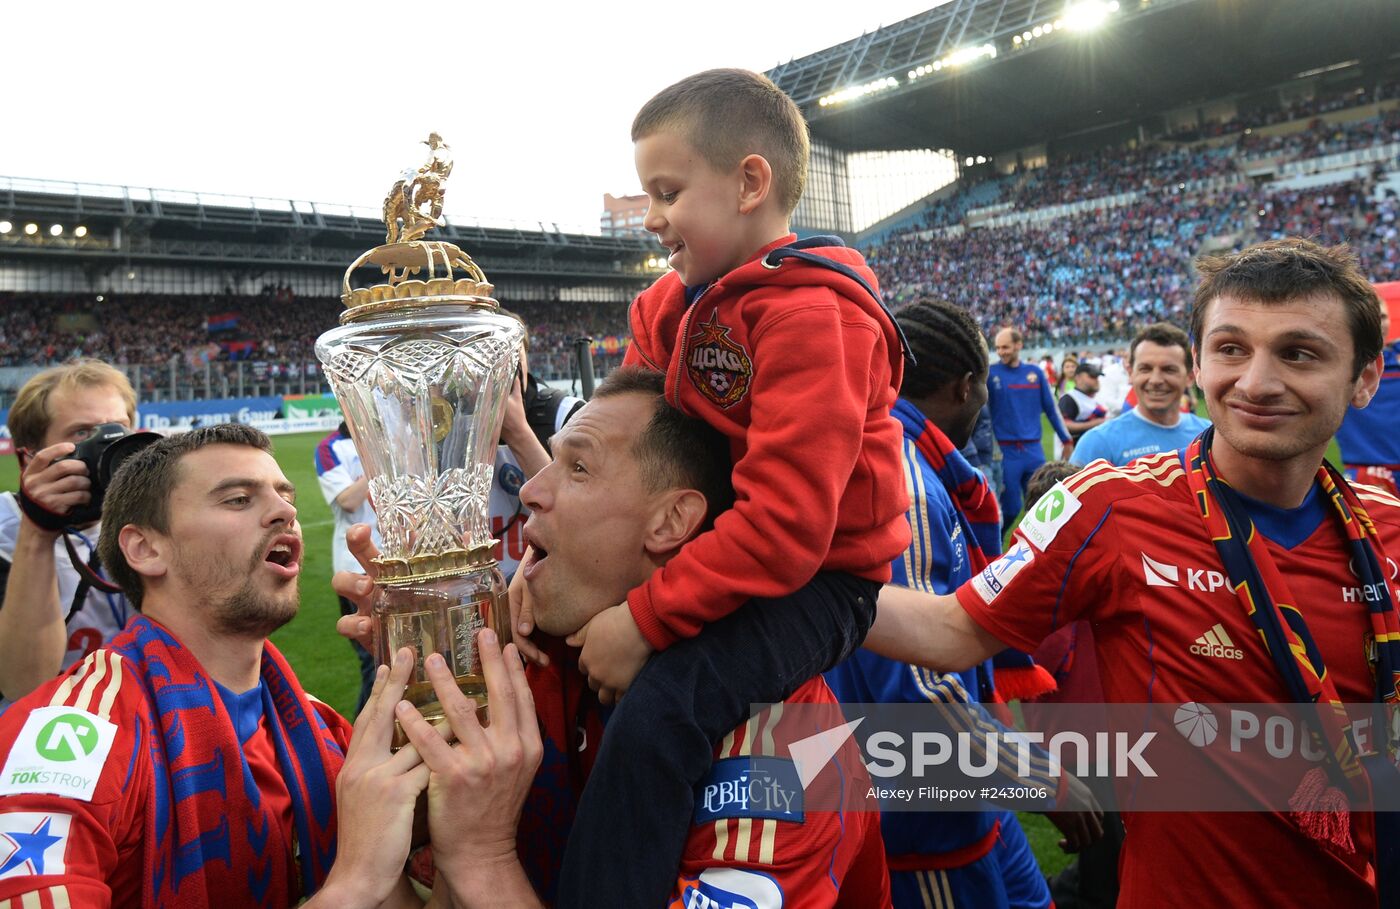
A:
111;615;345;908
1187;429;1400;902
896;401;1056;701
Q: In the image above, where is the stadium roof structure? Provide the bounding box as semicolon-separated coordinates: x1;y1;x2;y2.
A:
768;0;1400;155
0;176;661;284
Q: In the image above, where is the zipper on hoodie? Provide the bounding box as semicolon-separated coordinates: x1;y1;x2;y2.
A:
670;284;711;409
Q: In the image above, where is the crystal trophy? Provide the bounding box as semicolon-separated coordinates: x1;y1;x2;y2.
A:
316;134;523;744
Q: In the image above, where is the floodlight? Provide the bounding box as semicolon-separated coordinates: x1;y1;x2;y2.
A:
1013;35;1022;44
25;223;38;235
1033;25;1044;36
127;271;136;280
96;295;104;303
1064;0;1116;31
0;221;10;234
75;225;88;238
49;224;63;237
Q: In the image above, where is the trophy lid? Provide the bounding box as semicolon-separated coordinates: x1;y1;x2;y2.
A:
340;134;498;324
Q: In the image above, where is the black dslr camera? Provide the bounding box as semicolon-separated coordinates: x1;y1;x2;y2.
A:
56;422;161;526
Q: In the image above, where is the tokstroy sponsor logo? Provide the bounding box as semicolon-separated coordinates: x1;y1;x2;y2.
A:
0;707;118;802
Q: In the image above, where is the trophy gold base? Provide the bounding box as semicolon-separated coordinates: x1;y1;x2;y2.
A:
371;568;509;751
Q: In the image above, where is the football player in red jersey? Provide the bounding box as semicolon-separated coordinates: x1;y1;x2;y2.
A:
0;425;431;909
867;239;1400;908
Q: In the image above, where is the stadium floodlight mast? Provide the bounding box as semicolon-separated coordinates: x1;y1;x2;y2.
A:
819;75;899;108
315;132;524;749
908;43;997;83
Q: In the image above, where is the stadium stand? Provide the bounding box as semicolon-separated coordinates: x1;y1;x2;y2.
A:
867;98;1400;346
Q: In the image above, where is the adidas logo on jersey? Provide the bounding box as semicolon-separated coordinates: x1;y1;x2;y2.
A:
1190;624;1244;660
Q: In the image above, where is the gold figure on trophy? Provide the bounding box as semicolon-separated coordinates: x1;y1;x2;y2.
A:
383;133;455;245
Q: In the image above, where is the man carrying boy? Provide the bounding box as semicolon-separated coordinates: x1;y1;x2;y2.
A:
511;68;911;906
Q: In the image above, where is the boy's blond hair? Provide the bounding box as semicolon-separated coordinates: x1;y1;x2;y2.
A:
632;68;810;215
8;359;137;452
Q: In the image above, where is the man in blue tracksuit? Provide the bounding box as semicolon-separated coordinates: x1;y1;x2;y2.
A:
987;327;1072;524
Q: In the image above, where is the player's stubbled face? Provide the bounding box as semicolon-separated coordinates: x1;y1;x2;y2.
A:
1196;293;1376;465
518;391;660;637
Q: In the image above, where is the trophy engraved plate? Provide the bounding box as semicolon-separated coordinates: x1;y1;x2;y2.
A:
448;601;486;676
316;134;522;746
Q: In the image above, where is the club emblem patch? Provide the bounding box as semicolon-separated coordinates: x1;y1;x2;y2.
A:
687;312;753;409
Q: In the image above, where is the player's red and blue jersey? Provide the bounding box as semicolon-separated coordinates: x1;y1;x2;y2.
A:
954;451;1400;907
987;362;1070;445
520;640;890;908
1337;341;1400;470
0;648;353;908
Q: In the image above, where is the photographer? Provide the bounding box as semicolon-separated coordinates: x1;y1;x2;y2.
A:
0;360;138;705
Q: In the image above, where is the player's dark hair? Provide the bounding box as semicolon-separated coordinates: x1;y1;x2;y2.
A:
98;423;273;610
632;68;810;214
897;299;989;398
1130;322;1194;371
1192;238;1383;379
593;367;734;531
1025;461;1082;512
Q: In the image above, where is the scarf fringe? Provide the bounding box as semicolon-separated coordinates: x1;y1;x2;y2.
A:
1288;766;1356;854
988;664;1058;702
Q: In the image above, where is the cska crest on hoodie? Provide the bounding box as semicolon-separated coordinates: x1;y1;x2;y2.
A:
687;311;753;409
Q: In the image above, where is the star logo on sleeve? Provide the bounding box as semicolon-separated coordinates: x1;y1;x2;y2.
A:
0;813;70;879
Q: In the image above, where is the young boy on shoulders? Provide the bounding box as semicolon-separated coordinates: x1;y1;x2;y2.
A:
514;68;911;907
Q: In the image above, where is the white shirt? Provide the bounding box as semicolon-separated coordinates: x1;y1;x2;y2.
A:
315;433;383;576
0;493;129;710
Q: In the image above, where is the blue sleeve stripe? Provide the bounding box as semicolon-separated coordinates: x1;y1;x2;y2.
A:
1049;505;1113;632
314;433;341;476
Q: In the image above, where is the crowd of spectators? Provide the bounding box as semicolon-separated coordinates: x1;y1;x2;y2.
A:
869;183;1256;344
870;174;1399;346
1165;78;1400;142
0;288;633;396
2;87;1398;382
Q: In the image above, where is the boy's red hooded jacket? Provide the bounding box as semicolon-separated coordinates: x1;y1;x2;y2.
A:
623;235;911;649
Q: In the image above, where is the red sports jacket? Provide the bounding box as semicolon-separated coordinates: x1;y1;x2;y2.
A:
623;235;910;649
